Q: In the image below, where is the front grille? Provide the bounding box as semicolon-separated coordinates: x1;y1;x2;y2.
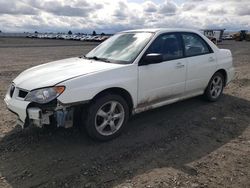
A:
18;89;28;98
9;85;15;97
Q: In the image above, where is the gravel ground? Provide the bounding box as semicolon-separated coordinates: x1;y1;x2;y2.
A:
0;38;249;188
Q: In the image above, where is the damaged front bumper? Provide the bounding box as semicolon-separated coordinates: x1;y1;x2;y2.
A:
27;104;74;128
4;92;75;129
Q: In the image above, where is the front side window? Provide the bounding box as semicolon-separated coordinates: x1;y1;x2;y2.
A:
85;32;153;64
146;33;183;61
182;33;210;56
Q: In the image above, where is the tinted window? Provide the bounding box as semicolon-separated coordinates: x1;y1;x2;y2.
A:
182;33;210;56
146;33;183;61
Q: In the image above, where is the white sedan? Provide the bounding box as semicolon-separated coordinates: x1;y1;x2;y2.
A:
4;28;234;140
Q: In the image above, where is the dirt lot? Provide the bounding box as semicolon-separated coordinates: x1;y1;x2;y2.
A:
0;38;249;188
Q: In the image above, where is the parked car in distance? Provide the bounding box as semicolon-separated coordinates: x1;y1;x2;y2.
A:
5;28;234;141
25;33;110;42
222;35;233;40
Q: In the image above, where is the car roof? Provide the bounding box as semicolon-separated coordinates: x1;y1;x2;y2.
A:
121;28;200;34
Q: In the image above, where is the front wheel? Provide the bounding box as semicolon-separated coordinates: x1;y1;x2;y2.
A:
84;94;129;141
204;72;224;102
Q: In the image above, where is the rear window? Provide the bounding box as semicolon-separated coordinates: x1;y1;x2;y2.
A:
182;33;211;56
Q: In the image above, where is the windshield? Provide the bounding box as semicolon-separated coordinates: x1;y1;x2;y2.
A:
85;32;154;64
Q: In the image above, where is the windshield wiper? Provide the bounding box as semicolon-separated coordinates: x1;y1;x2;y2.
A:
79;55;86;59
86;56;99;60
84;56;111;63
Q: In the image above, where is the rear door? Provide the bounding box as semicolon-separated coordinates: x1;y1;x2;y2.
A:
181;32;217;94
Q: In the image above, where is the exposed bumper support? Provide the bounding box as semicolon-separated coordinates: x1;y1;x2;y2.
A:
56;108;74;128
27;106;74;128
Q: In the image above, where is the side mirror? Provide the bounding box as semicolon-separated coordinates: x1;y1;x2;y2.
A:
141;53;163;65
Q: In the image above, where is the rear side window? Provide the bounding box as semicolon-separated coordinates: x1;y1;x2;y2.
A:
146;33;183;61
182;33;211;57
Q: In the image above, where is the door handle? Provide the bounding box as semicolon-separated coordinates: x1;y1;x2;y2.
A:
208;57;215;62
175;62;185;68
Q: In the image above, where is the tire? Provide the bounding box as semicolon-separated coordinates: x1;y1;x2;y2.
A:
204;72;224;102
84;93;129;141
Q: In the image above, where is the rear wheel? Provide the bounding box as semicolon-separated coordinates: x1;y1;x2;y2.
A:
84;94;129;141
204;72;224;102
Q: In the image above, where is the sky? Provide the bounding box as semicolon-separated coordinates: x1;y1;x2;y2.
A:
0;0;249;33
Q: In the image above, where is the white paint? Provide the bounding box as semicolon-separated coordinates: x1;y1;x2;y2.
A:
4;28;234;124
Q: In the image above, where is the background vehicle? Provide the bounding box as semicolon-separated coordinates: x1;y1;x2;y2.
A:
5;29;234;141
233;30;250;41
201;29;225;44
222;35;233;40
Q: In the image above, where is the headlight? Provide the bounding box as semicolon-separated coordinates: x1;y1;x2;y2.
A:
25;86;65;104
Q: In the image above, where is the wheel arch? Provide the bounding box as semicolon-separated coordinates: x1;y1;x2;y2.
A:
215;69;227;86
91;87;134;115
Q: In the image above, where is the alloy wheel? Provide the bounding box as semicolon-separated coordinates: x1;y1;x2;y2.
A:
210;75;223;99
95;101;125;136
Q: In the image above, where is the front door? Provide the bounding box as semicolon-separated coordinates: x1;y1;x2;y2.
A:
137;33;186;106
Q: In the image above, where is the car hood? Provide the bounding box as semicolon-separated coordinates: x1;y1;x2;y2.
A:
13;57;125;91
